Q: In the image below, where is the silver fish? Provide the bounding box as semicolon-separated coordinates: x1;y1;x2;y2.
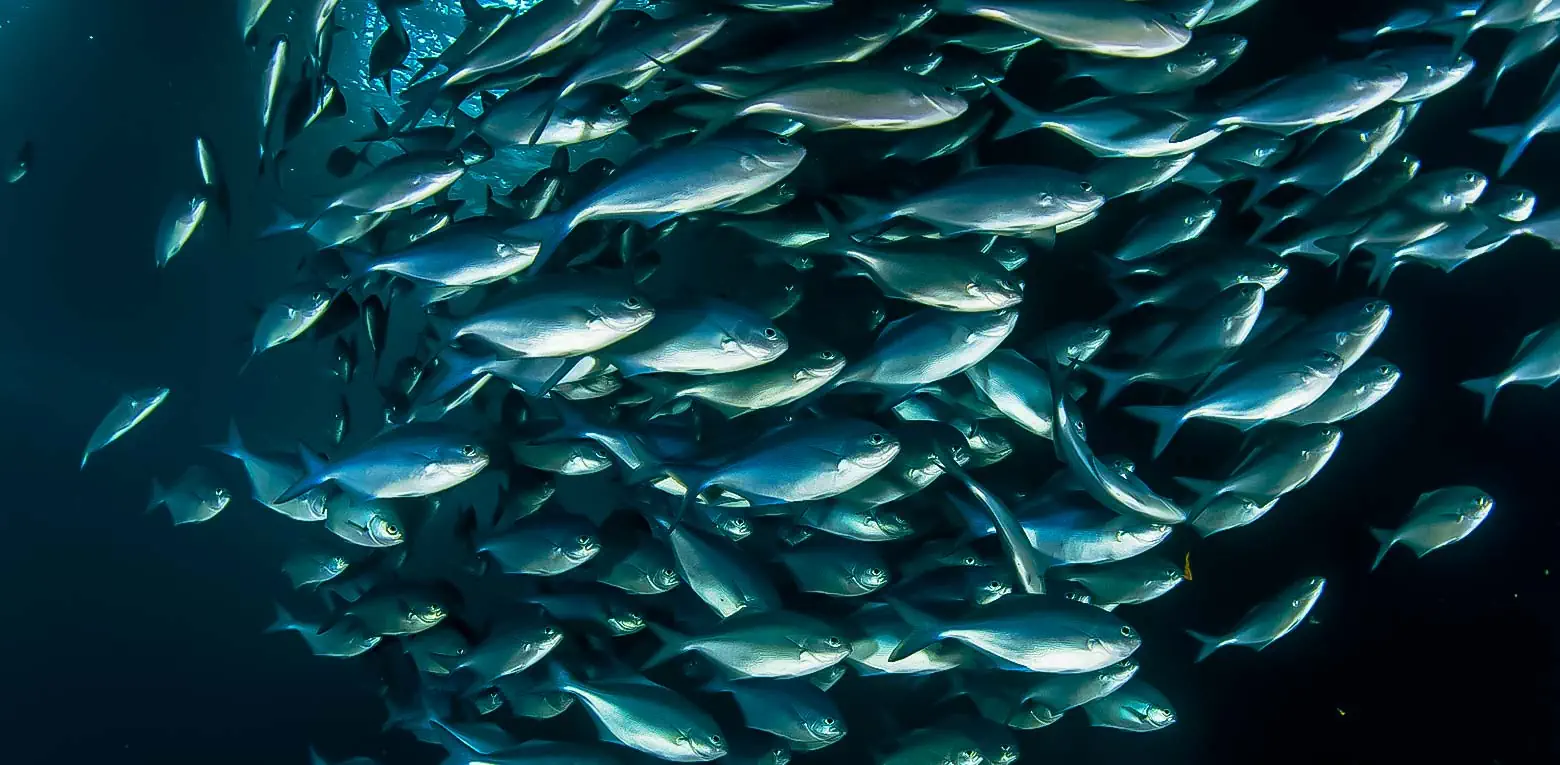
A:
155;192;209;268
705;679;845;748
1082;679;1177;731
476;514;600;575
1370;486;1494;570
245;286;333;371
780;537;892;597
938;0;1193;58
82;387;169;469
209;421;329;522
147;466;231;525
435;278;655;358
1125;350;1346;458
1173;425;1343;507
842;166;1103;237
1280;359;1400;425
601;299;789;376
1180;61;1408;137
1061;33;1246;94
695;68;968;134
635;347;845;418
1186;575;1326;661
282;551;350;590
545;663;727;762
323;496;404;547
682;419;900;507
645;610;849;678
1054;556;1185;608
1187;493;1280;537
265;604;380;658
275;425;489;502
1460;318;1560;420
889;595;1140;673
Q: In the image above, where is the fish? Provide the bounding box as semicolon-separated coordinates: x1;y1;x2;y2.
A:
545;663;727;762
265;604;380;658
155;193;209;268
1470;79;1560;176
5;139;32;183
505;132;806;269
779;537;892;597
282;552;351;590
1174;61;1408;138
1109;193;1222;262
245;287;334;372
1370;486;1494;570
1484;20;1559;105
888;596;1140;673
678;419;900;508
324;583;451;637
147;466;231;525
841;166;1103;237
275;425;490;503
1125;350;1347;458
258;35;288;165
474;512;601;575
1280;359;1400;425
82;387;170;469
936;0;1193;58
692;68;968;136
1053;556;1185;608
208;421;327;521
632;347;845;418
599;299;790;377
1062;33;1247;94
323;496;404;547
449;616;565;690
1186;575;1326;661
1459;319;1560;420
239;0;274;47
1173;426;1343;508
1082;679;1177;731
704;678;845;748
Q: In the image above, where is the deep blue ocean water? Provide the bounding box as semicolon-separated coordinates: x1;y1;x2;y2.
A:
1;1;1557;763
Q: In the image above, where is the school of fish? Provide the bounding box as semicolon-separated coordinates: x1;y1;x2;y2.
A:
65;0;1560;762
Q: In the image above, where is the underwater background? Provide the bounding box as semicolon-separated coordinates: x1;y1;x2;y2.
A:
1;1;1557;763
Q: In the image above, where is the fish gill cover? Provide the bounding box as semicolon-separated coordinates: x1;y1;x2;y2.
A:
39;0;1560;763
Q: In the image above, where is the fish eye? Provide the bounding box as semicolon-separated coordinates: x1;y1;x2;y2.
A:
542;625;559;636
824;636;843;647
1462;172;1479;183
384;523;399;536
868;433;886;445
1120;626;1135;638
1378;365;1393;375
460;445;479;457
660;567;677;578
763;327;779;340
709;735;724;747
817;350;836;360
576;535;594;547
821;717;836;726
988;580;1003;589
1163;62;1176;73
1078;181;1094;193
868;567;886;578
624;296;642;309
774;136;790;146
311;290;329;302
1114;529;1127;541
1183;215;1197;225
942;85;958;95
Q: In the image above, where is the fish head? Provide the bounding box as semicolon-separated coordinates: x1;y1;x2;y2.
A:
608;606;647;636
1484;185;1536;222
801;633;850;664
1053;324;1112;365
652;564;682;591
973;571;1013;605
1241;257;1290;290
795;348;848;382
325;555;350;576
806;713;846;742
848;429;902;471
438;442;492;479
760;742;792;765
565;532;602;562
410;601;447;628
952;748;985;765
1465;493;1495;521
967;272;1025;309
206;486;233;512
1364;361;1402;393
1183;194;1222;226
926;84;970;120
1132;700;1177;729
1054;178;1106;215
856;564;891;590
290;287;334;317
872;509;913;539
129;387;172;412
1101;657;1142;686
1204;33;1248;61
737;132;808;172
713;513;752;540
684;732;728;761
1447;169;1489;204
1357;64;1411;96
592;292;657;333
364;509;406;546
1085;620;1142;665
723;318;789;363
1305;351;1347;378
1124;522;1173;548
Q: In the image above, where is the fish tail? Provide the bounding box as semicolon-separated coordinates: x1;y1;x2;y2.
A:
80;449;91;470
1368;527;1398;571
1241;168;1286;213
884;597;942;662
207;418;249;462
266;603;301;634
259;205;306;239
1100;281;1147;322
147;478;168;513
501;211;573;274
274;444;329;504
1466;217;1521;250
1458;375;1503;423
986;81;1048;141
1364;249;1401;293
946;489;995;538
641;622;689;670
1170;475;1220;505
1122;404;1188;459
1186;629;1229;663
1080;363;1137;408
1468;123;1531;177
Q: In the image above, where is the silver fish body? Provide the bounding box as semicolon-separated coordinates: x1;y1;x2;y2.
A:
1186;576;1326;661
1370;486;1493;569
82;387;170;469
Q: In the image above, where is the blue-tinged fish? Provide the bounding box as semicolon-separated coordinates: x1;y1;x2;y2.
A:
1061;33;1246;94
830;308;1018;400
209;420;328;522
155;192;209;268
1242;103;1411;210
600;299;789;376
1280;360;1399;425
1174;61;1408;138
841;166;1102;237
1470;79;1560;176
718;3;934;72
1022;659;1140;715
1186;576;1326;661
1125;350;1345;458
651;512;780;618
679;419;899;508
506;132;806;269
265;604;380;658
1187;493;1280;537
1053;556;1185;609
1053;381;1187;524
1460;318;1560;420
432;277;655;359
1485;20;1559;105
645;610;849;678
545;663;728;762
990;87;1225;157
275;425;489;503
1087;283;1265;405
1369;486;1494;570
148;466;231;525
888;595;1140;673
323;496;404;547
82;387;169;469
779;537;891;597
1081;679;1177;731
244;286;334;372
936;0;1193;58
1202;0;1263;25
705;678;845;749
1173;426;1342;508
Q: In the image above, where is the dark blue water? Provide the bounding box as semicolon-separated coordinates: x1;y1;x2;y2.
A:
2;1;1557;764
